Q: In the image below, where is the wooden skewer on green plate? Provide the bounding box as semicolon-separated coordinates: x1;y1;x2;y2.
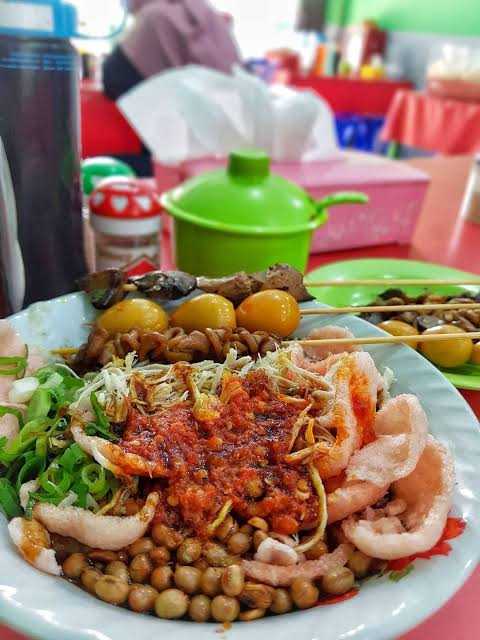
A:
301;302;480;315
306;279;480;287
289;331;480;348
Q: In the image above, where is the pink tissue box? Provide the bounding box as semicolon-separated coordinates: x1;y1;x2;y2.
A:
155;151;429;253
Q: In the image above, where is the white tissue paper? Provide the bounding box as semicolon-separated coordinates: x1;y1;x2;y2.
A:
118;65;338;166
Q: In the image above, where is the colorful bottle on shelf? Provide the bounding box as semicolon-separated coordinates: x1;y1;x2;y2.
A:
89;178;162;276
81;157;136;272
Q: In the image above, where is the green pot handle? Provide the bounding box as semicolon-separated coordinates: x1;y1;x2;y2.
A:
310;191;369;228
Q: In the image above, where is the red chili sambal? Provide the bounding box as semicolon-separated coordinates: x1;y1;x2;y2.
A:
119;370;319;537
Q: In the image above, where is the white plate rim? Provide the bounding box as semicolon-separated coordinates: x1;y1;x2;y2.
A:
0;292;479;640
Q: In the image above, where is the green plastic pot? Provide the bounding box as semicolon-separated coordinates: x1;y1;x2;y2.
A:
161;150;367;276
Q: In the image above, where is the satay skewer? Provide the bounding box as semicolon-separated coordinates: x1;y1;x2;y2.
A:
289;331;480;348
305;278;480;287
300;302;480;315
122;280;480;316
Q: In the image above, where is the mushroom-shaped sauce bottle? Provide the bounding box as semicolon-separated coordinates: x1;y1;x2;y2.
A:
89;178;162;276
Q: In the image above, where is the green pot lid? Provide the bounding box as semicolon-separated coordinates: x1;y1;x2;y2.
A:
166;149;318;230
81;157;136;195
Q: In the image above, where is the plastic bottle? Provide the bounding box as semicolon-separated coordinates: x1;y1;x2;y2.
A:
89;178;162;277
81;157;136;271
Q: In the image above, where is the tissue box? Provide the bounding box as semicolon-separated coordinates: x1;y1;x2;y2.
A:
155;151;429;253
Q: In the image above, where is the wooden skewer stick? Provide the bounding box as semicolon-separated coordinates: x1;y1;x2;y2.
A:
300;302;480;315
305;278;480;287
123;283;138;292
287;331;480;348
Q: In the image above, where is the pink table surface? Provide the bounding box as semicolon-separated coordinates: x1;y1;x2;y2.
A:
381;89;480;155
1;156;479;640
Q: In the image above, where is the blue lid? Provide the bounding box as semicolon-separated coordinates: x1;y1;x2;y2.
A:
0;1;126;39
0;0;77;38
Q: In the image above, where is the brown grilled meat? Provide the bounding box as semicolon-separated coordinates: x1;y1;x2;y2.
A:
78;264;313;310
198;263;313;304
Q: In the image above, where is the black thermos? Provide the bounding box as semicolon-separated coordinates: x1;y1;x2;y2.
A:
0;35;86;305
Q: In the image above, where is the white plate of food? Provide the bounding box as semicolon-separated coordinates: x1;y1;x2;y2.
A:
0;276;479;640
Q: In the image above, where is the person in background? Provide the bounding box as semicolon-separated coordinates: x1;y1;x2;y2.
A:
103;0;241;100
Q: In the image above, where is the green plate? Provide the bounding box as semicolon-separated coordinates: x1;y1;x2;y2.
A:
306;258;480;391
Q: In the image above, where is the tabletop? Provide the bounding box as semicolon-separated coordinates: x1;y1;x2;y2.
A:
381;89;480;155
1;155;479;640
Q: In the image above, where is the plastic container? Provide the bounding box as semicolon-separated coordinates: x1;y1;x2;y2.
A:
335;114;385;151
176;150;430;254
89;178;162;276
81;157;136;272
161;149;366;276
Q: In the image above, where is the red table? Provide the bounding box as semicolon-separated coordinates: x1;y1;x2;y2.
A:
290;76;412;115
382;89;480;155
1;156;479;640
80;82;142;158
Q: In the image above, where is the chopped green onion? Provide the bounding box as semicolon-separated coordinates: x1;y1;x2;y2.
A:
96;475;118;500
90;391;109;429
0;356;27;378
389;565;414;582
21;418;51;439
89;392;119;441
0;406;24;428
35;435;48;461
0;418;51;465
38;463;72;497
71;481;89;509
33;365;84;409
26;388;52;421
5;453;21;481
34;365;62;385
0;478;22;518
16;453;46;491
24;494;36;519
81;463;106;495
40;373;63;389
58;443;88;474
47;437;69;453
86;493;100;511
